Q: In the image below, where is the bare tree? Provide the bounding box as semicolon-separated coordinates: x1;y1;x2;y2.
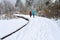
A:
15;0;28;14
0;0;16;19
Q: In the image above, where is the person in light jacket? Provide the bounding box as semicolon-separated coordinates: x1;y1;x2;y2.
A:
31;9;36;18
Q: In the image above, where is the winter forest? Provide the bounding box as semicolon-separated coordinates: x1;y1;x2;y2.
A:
0;0;60;19
0;0;60;40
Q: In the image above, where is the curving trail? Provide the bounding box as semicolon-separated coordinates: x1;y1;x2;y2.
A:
0;16;29;40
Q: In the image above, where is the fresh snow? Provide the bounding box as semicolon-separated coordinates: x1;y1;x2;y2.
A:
55;19;60;27
0;18;28;38
0;14;60;40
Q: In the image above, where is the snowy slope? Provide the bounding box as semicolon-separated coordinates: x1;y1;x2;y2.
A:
51;18;60;27
55;19;60;27
0;18;28;38
0;14;60;40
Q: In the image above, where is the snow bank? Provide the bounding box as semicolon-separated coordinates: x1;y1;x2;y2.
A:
56;19;60;27
0;18;27;38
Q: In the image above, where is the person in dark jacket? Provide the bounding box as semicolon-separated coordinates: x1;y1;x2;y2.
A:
29;11;32;17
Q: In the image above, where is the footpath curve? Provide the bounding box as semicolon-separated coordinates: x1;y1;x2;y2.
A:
0;16;29;40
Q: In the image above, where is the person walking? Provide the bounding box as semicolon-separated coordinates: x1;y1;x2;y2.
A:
31;9;36;18
29;11;32;17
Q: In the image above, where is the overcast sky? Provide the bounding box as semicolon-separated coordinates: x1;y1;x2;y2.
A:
0;0;56;6
0;0;26;5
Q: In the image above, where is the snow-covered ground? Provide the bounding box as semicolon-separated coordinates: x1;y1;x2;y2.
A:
54;19;60;27
0;18;28;38
0;14;60;40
